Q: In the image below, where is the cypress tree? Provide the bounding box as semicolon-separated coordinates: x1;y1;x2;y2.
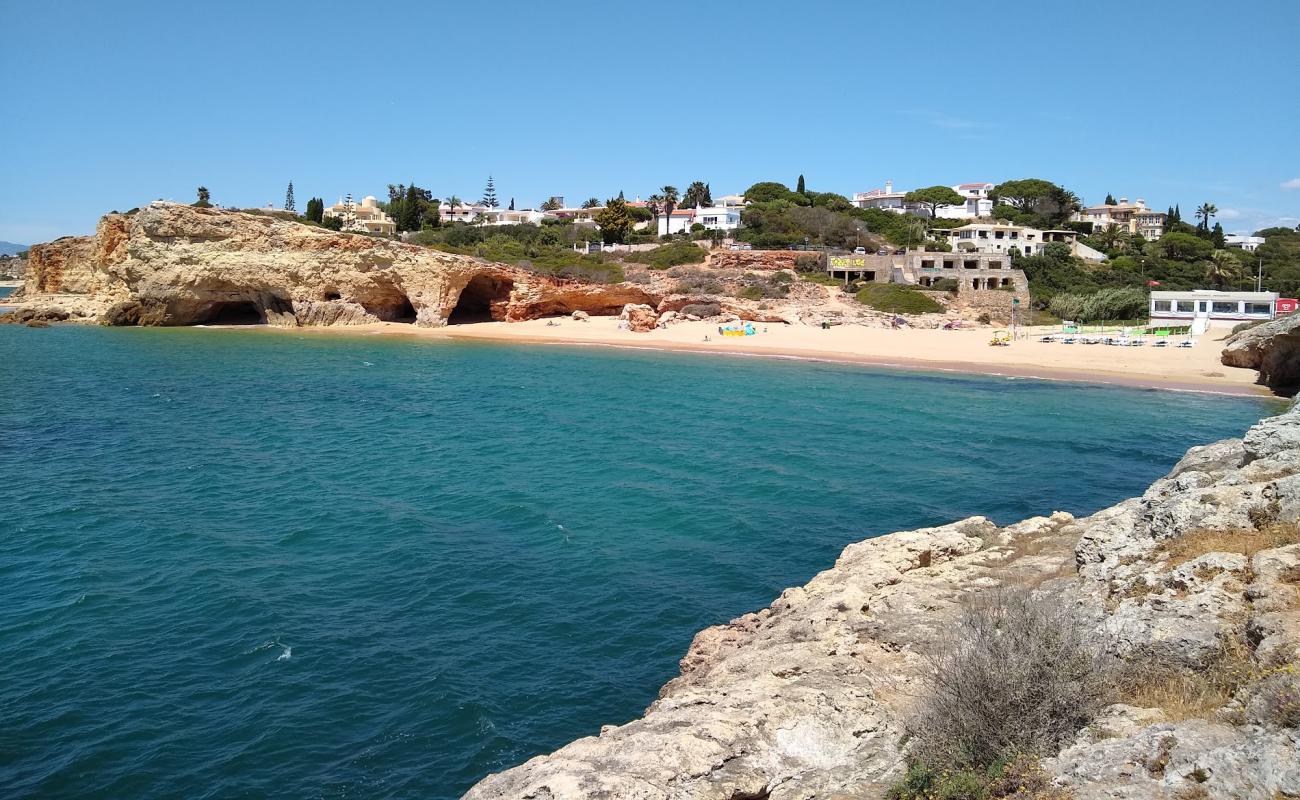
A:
508;197;515;210
1104;192;1116;205
1211;222;1225;248
285;181;296;212
796;174;806;194
305;197;324;223
400;185;421;231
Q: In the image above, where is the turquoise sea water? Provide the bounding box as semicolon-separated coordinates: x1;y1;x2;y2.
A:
0;326;1276;799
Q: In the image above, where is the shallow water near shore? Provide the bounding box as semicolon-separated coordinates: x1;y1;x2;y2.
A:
0;325;1278;799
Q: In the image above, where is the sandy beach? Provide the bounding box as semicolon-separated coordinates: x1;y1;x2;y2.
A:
271;317;1268;396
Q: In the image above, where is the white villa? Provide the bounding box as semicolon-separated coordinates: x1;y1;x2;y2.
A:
1225;234;1266;252
1071;198;1166;239
323;195;396;236
481;208;547;226
1149;290;1277;331
852;181;994;219
852;181;908;212
933;221;1106;261
656;208;697;236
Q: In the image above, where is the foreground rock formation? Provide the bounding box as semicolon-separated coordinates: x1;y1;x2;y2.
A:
1223;314;1300;395
9;203;656;327
465;402;1300;799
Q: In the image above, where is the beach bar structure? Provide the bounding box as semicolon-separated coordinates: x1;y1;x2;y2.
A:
1149;290;1277;332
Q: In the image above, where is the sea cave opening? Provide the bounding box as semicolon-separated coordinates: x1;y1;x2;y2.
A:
448;274;514;324
386;295;417;323
203;300;264;325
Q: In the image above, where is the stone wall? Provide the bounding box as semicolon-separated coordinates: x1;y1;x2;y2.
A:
953;288;1032;322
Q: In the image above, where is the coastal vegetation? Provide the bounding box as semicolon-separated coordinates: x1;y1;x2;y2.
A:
890;589;1109;800
855;283;944;314
408;223;623;283
623;241;708;269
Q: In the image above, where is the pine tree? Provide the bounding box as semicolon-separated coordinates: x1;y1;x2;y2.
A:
1173;204;1182;223
285;181;296;212
796;174;806;195
305;197;324;223
508;197;515;211
1105;192;1116;205
480;176;498;209
1211;222;1225;248
194;186;211;208
617;190;625;201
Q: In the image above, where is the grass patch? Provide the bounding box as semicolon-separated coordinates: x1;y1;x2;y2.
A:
799;271;841;286
856;283;945;314
1157;522;1300;567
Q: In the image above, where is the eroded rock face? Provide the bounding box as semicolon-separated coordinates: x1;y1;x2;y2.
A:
464;405;1300;800
1222;314;1300;395
15;204;659;328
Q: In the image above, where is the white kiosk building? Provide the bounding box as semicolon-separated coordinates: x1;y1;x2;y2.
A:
1149;290;1277;332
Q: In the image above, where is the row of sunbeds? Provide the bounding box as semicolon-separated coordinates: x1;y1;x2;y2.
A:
1039;333;1194;348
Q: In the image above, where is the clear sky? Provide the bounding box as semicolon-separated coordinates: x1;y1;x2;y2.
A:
1;0;1298;244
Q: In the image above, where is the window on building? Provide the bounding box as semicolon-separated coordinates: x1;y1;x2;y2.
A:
1245;303;1271;315
1212;302;1238;314
943;260;955;268
921;259;935;269
1153;300;1172;312
1176;300;1195;312
1010;232;1019;239
989;260;1003;269
995;231;1004;239
978;231;988;238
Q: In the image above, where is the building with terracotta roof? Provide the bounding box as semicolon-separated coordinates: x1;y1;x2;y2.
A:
1071;197;1166;239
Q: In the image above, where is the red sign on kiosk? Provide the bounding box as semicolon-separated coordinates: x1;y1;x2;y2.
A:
1277;298;1298;315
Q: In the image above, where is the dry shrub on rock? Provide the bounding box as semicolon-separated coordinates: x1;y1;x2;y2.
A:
908;588;1112;770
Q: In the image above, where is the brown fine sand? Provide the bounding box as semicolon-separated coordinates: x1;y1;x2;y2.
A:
269;317;1268;397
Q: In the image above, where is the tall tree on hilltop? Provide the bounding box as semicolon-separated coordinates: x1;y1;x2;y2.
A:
285;181;295;212
305;197;324;223
905;185;965;218
1211;222;1226;249
1105;192;1116;205
480;176;498;209
508;197;515;211
593;196;634;244
683;181;711;209
194;186;211;208
796;174;806;195
400;185;423;232
646;193;663;234
1173;204;1182;223
581;197;601;208
617;189;625;201
661;186;679;233
1196;202;1218;232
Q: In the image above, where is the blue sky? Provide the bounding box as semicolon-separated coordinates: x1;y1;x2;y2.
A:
1;0;1298;244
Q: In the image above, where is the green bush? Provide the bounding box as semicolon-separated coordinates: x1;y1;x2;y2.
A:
625;241;708;269
800;271;841;286
736;285;765;300
931;278;959;293
856;284;944;314
679;303;721;318
1047;286;1148;322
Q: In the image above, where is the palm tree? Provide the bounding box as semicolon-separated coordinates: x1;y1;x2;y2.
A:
647;193;663;236
1205;249;1240;289
1096;223;1124;252
660;185;679;235
682;181;711;209
445;195;462;224
1196;202;1218;232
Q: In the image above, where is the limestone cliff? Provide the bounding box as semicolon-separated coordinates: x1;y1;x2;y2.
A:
464;403;1300;799
1223;314;1300;395
13;203;657;327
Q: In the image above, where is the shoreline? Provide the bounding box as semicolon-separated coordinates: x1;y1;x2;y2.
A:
205;317;1273;398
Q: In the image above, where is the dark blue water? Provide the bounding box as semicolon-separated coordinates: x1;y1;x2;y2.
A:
0;326;1275;799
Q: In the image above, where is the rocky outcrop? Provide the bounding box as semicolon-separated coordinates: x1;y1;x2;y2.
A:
620;303;659;332
465;404;1300;800
12;203;659;328
706;250;823;272
1222;315;1300;395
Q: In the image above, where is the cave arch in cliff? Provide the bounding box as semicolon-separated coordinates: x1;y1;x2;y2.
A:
448;274;514;324
202;300;264;325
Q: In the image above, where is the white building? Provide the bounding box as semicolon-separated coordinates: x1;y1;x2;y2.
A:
480;208;547;226
323;195;396;236
692;204;742;232
440;201;489;224
1149;290;1277;331
714;194;747;208
1225;234;1266;252
657;208;696;236
934;221;1106;261
852;180;908;212
935;183;995;219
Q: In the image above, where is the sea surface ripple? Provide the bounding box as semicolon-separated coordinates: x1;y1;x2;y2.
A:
0;325;1275;798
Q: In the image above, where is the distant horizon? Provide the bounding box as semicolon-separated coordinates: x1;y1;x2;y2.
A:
2;0;1297;244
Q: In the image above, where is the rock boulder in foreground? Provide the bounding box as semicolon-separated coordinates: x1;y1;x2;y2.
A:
9;203;656;327
1223;314;1300;395
464;403;1300;799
